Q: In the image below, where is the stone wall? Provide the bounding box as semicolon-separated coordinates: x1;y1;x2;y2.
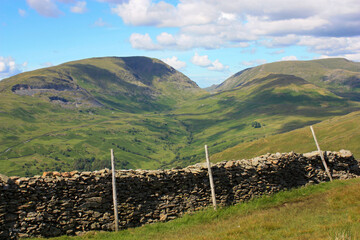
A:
0;150;359;239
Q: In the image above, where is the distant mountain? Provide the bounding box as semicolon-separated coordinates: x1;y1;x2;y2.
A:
216;58;360;101
0;56;204;112
203;84;219;92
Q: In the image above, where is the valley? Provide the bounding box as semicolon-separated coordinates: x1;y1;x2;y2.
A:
0;57;359;177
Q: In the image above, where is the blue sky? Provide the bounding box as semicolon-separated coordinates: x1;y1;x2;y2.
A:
1;0;360;87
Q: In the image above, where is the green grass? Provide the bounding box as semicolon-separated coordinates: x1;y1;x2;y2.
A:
0;57;359;176
27;177;360;240
211;110;360;162
217;58;360;99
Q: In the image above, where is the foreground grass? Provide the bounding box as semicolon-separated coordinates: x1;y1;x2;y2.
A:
29;177;360;240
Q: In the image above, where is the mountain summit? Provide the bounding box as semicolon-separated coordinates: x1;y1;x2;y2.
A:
1;56;203;112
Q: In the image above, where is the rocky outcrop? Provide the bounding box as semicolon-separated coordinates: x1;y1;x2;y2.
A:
0;150;359;239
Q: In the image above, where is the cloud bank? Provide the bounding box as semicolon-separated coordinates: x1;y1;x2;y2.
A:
0;57;27;80
110;0;360;60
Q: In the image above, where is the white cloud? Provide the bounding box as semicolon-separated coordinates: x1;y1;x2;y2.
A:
0;57;27;80
18;9;27;17
191;53;229;71
191;53;212;67
26;0;62;17
261;35;299;48
207;59;229;71
105;0;360;58
161;56;186;70
111;0;176;26
156;32;176;46
281;55;298;61
71;1;87;13
129;33;159;50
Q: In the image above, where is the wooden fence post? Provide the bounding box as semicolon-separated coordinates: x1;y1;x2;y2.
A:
205;145;217;210
111;149;119;231
310;126;333;182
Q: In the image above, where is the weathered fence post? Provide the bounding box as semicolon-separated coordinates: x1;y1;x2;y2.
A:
205;145;217;210
310;126;333;182
111;149;119;231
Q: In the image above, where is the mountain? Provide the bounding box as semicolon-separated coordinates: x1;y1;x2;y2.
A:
0;57;206;176
216;58;360;101
0;56;204;112
0;57;359;177
169;71;360;167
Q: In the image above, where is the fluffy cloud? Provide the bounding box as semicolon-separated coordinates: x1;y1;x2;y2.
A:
191;53;229;71
207;59;229;71
191;53;212;67
129;33;160;50
299;36;360;61
156;32;176;46
26;0;88;17
26;0;62;17
0;57;27;80
161;56;186;70
70;1;87;13
107;0;360;58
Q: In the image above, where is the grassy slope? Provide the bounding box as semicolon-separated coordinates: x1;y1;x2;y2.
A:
1;58;359;176
0;57;207;176
211;110;360;162
28;178;360;240
216;58;360;101
169;74;360;167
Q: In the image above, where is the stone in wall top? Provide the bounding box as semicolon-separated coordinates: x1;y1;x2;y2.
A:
339;149;353;158
0;173;9;183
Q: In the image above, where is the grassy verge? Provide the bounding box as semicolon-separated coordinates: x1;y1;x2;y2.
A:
28;177;360;240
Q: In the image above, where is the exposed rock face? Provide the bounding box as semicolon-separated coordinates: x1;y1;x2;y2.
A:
0;150;359;239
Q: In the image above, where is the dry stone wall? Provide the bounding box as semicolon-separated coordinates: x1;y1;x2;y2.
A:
0;150;359;239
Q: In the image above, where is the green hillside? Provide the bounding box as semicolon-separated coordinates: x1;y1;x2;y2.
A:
0;57;204;112
211;110;360;162
29;178;360;240
216;58;360;101
0;57;206;176
0;57;359;177
169;73;360;167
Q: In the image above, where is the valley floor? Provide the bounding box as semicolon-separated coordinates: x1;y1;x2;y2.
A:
29;177;360;240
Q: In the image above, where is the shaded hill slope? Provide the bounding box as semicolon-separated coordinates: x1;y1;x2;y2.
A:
216;58;360;101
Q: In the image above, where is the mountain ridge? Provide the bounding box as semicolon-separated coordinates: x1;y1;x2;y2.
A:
1;56;204;112
216;58;360;101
